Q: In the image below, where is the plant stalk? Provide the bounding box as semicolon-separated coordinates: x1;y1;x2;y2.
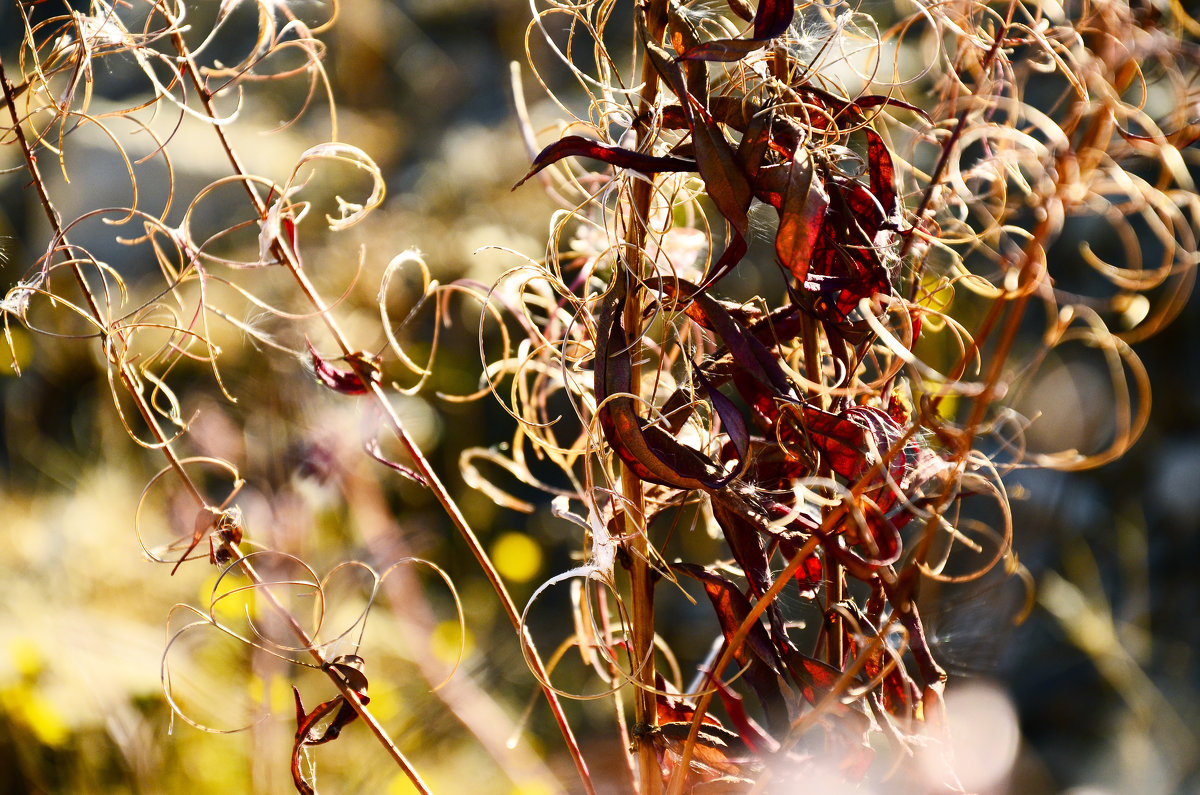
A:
167;26;595;793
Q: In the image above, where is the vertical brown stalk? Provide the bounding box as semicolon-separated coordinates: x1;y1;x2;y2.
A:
621;2;668;791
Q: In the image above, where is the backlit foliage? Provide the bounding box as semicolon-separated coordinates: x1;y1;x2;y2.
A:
0;0;1196;792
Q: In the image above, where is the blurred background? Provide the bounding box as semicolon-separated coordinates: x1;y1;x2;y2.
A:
0;1;1197;793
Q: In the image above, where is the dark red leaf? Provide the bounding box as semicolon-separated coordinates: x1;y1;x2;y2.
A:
775;148;829;282
307;340;380;395
710;498;787;643
865;128;901;225
842;405;917;496
864;646;919;719
669;282;792;396
753;0;795;39
712;678;778;755
753;0;792;39
282;216;300;261
796;177;895;324
799;405;870;480
780;539;823;600
853;498;902;566
675;0;795;63
693;366;749;474
672;563;790;734
512;135;694;189
736;111;772;179
691;113;751;240
594;292;727;490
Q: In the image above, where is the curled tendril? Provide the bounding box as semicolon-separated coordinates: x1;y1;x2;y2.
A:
473;0;1200;787
162;552;464;734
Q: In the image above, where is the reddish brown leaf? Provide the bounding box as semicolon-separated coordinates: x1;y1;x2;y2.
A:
774;148;829;282
512;135;694;189
307;340;380;395
753;0;795;39
672;563;790;734
290;658;370;794
725;0;754;22
594;292;726;490
654;721;754;782
865;128;901;225
655;675;724;729
642;36;695;125
290;689;344;795
680;38;770;62
710;498;787;643
712;678;778;756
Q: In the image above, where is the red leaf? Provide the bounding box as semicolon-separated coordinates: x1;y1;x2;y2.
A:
753;0;794;39
512;135;694;189
797;177;894;324
774;148;829;282
865;128;901;225
780;540;823;600
594;292;727;490
691;113;751;239
307;339;380;395
713;678;778;755
780;647;843;706
672;563;790;734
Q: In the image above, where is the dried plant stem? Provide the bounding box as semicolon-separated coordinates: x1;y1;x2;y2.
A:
345;471;562;790
232;550;433;794
0;46;432;795
798;312;844;669
665;535;823;795
167;28;595;794
621;3;669;792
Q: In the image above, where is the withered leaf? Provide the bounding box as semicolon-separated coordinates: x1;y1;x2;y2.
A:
753;0;795;39
594;291;727;491
774;148;830;282
307;340;380;395
512;135;694;189
672;563;790;734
